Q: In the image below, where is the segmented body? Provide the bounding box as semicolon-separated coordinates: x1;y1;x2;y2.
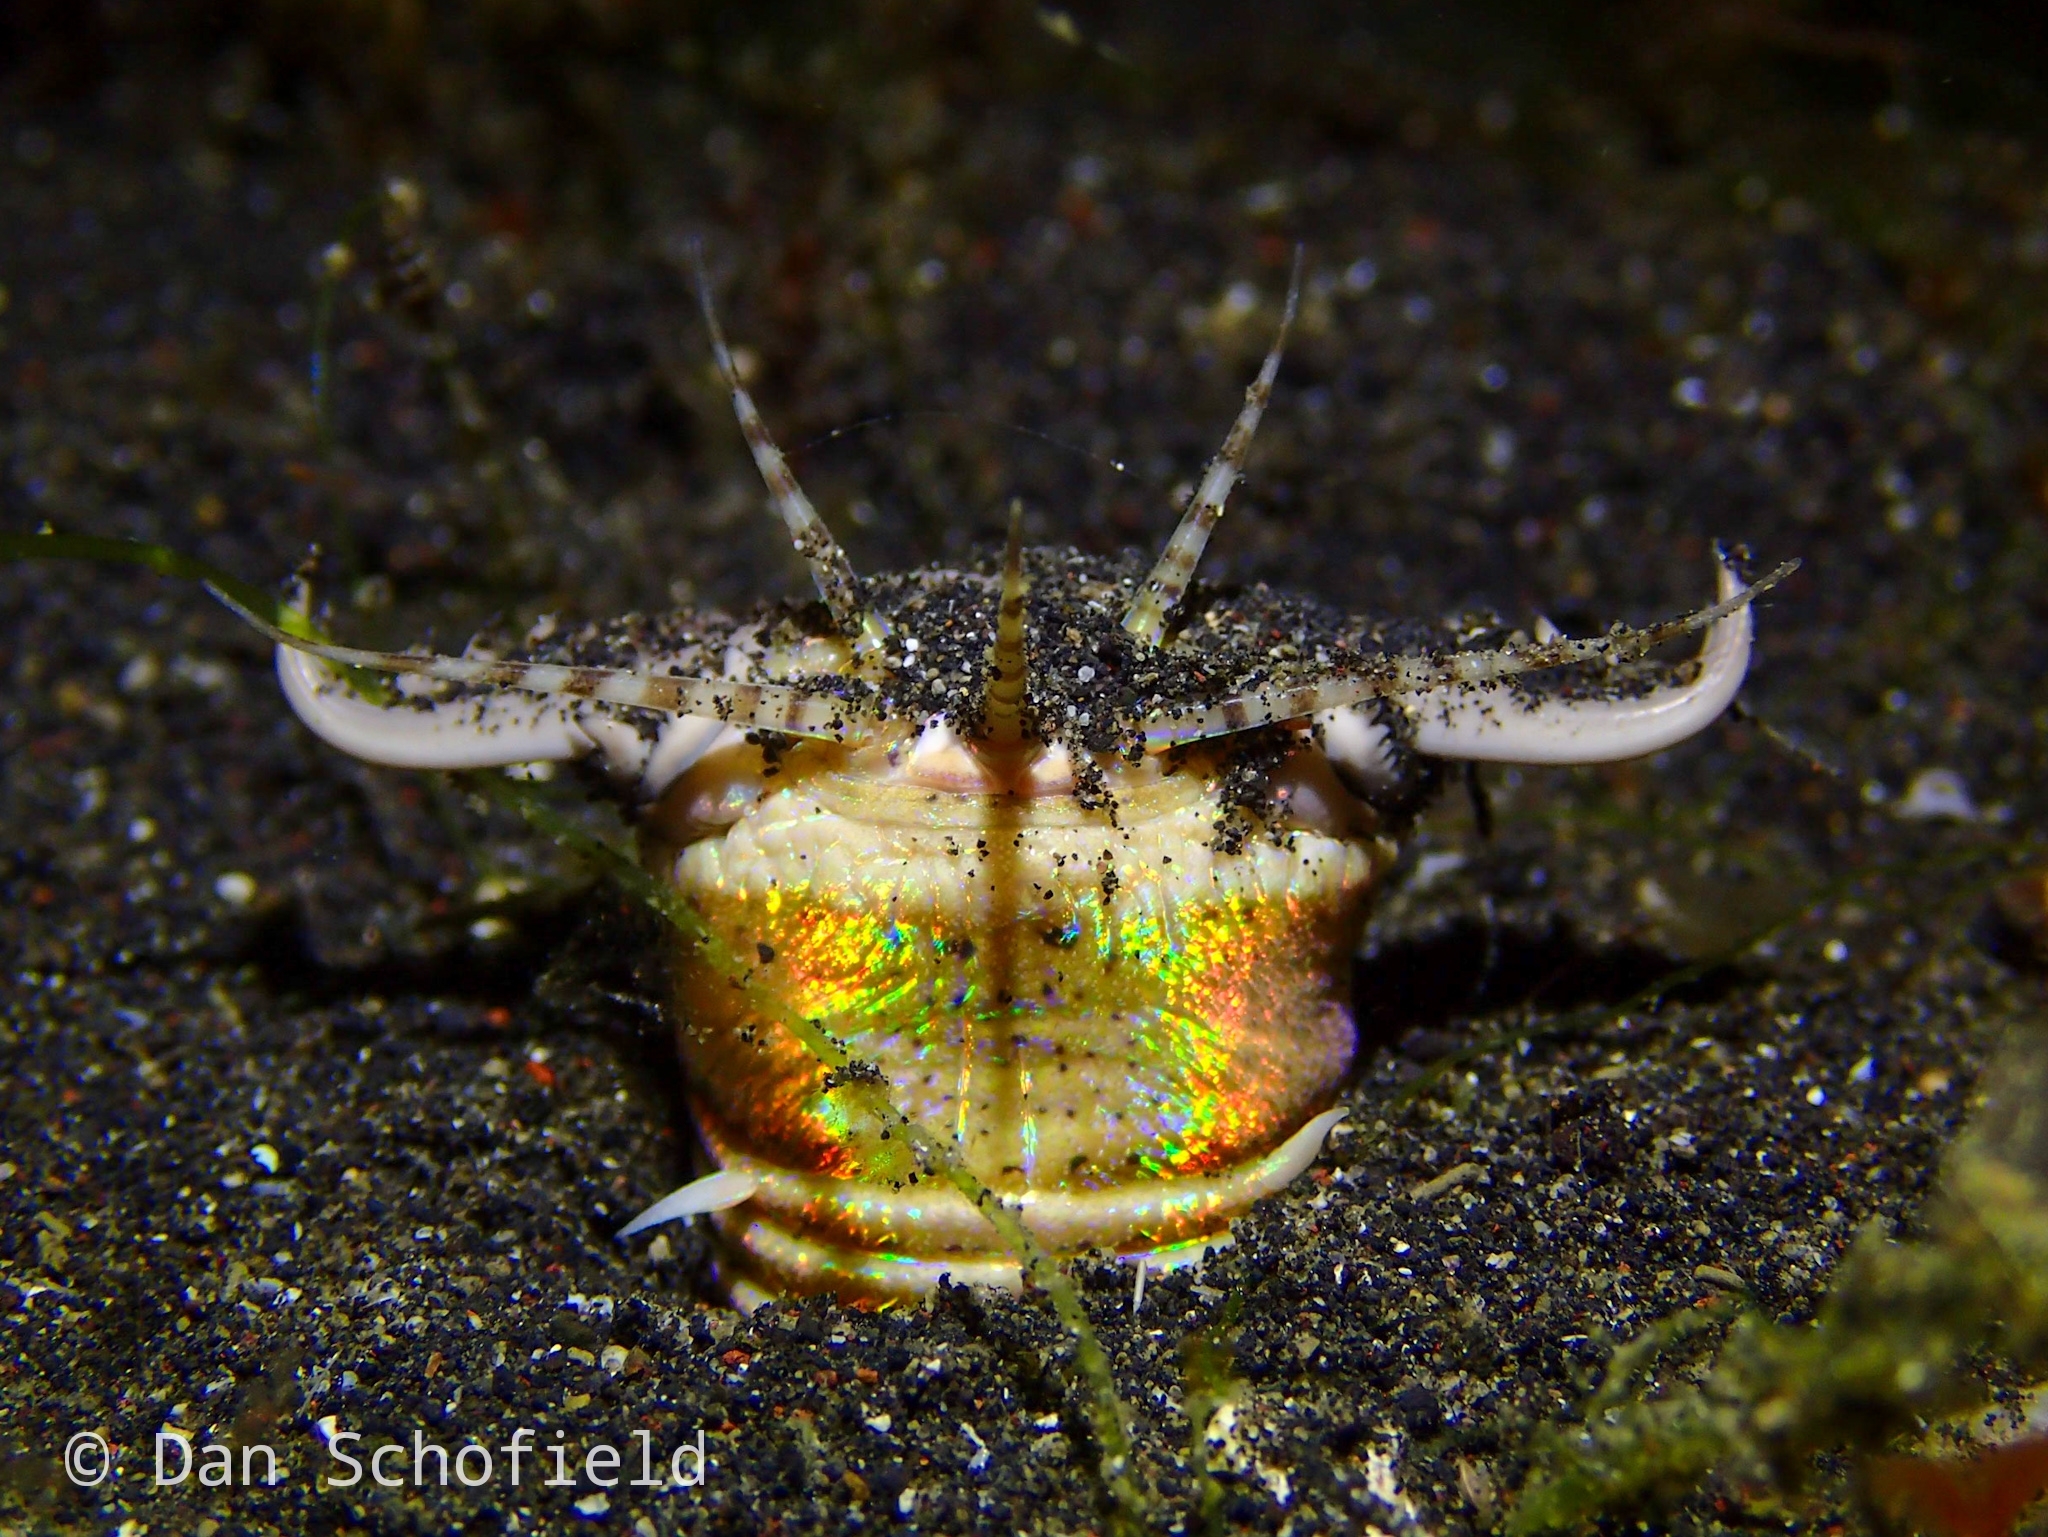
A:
637;554;1399;1299
235;254;1785;1304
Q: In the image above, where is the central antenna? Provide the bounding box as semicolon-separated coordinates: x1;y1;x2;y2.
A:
980;500;1031;750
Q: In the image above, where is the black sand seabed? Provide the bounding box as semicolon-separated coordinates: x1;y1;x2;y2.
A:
6;9;2048;1533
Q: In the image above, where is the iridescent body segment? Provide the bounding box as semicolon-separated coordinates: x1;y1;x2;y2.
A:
241;256;1787;1305
643;727;1392;1297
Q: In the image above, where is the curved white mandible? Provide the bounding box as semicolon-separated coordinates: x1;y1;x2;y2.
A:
1405;552;1753;765
277;644;596;768
278;643;737;795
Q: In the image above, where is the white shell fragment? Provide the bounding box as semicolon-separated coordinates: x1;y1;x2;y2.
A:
1894;767;1977;822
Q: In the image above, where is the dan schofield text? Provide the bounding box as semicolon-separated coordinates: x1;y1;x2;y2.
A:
151;1422;711;1491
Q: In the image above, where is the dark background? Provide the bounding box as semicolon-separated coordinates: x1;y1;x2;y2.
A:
5;4;2048;1533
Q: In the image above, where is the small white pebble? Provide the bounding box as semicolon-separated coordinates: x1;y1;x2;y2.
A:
1806;1086;1827;1106
961;1421;992;1474
1413;851;1467;888
600;1344;629;1375
1894;767;1976;821
1240;182;1289;217
119;653;161;693
249;1143;281;1174
128;817;156;843
572;1491;609;1518
1076;665;1096;682
1850;1055;1876;1082
1821;938;1849;963
214;871;258;906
